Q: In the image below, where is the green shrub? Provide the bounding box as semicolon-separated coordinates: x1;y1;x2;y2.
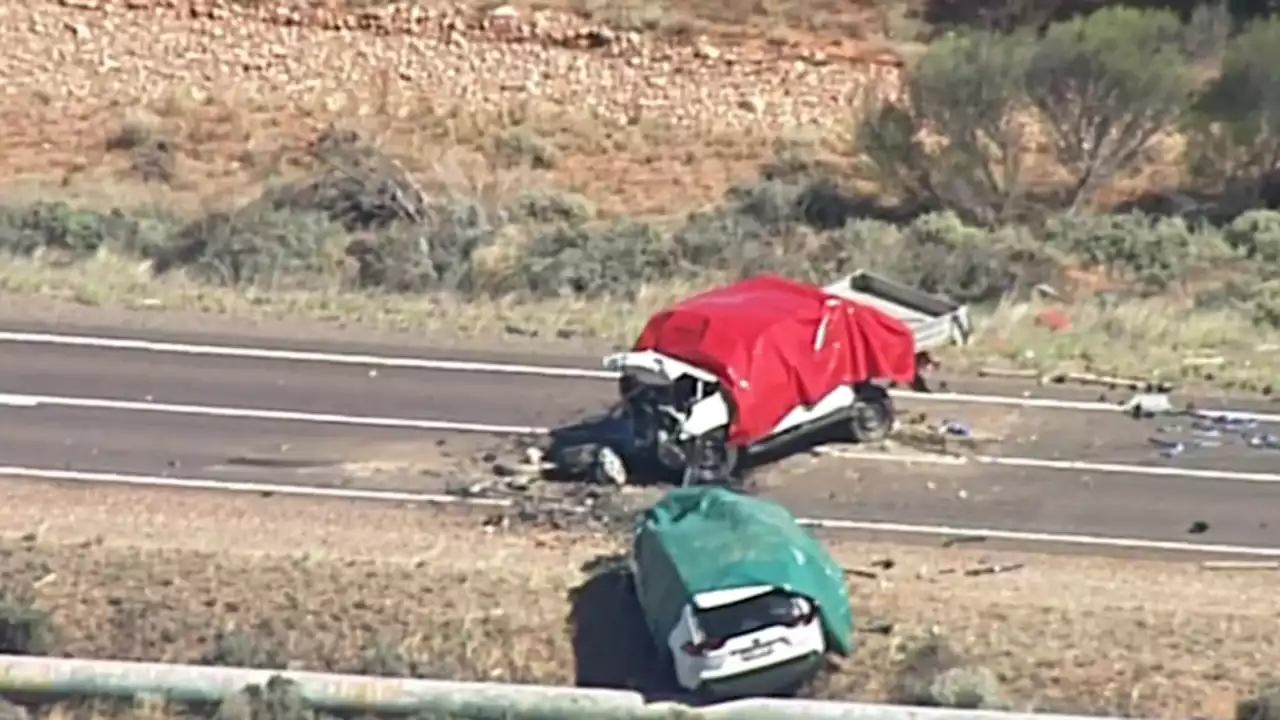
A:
1224;209;1280;267
0;202;172;261
1041;212;1233;293
518;219;678;299
889;635;1011;710
214;676;318;720
0;593;54;656
1025;7;1196;211
492;126;559;170
1237;680;1280;720
856;30;1035;225
1186;17;1280;210
892;212;1059;302
201;626;290;669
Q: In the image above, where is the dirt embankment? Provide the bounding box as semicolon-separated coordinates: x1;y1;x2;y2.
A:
0;479;1274;718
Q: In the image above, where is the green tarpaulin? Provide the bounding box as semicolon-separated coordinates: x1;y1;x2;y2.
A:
633;486;855;655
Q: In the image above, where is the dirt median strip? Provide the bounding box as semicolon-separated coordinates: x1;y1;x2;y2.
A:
0;479;1273;718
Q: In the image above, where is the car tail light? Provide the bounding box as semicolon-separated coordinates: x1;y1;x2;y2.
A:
681;637;726;656
787;606;817;627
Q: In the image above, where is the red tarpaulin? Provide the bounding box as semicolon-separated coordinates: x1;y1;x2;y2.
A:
631;275;918;445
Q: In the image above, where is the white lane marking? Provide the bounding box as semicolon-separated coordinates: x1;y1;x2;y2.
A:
0;392;547;436
5;465;1279;557
5;329;1278;422
829;449;1280;483
2;390;1279;484
799;517;1280;557
0;466;510;506
0;330;616;379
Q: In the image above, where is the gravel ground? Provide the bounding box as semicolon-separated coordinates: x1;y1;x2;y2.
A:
0;479;1273;718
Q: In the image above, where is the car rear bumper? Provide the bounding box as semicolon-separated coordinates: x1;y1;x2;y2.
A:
697;651;823;698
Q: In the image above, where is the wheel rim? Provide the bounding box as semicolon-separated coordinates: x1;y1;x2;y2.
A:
854;403;888;438
597;447;626;485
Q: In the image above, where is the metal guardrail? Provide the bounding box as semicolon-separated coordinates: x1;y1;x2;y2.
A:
0;655;1136;720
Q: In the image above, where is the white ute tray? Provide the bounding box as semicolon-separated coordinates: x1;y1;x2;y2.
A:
823;270;972;351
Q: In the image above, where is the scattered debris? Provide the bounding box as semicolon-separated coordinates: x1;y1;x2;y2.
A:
979;367;1175;393
962;562;1024;577
1125;393;1174;417
938;420;972;438
941;536;987;548
858;618;896;635
1182;356;1225;368
1147;408;1278;459
977;367;1041;380
1034;308;1071;332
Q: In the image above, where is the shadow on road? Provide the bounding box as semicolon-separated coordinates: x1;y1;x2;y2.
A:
567;554;678;699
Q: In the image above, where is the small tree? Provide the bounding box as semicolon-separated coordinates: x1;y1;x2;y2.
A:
1025;7;1196;212
855;30;1035;225
1185;17;1280;210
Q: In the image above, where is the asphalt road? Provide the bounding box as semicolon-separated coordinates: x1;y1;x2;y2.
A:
1;333;1279;550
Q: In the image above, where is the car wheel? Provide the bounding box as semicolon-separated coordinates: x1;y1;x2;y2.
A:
681;436;740;486
590;445;628;486
850;384;895;444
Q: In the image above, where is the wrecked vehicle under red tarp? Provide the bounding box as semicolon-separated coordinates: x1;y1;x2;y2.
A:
630;274;920;445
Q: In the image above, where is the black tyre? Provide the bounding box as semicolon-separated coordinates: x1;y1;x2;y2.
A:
680;434;740;486
849;384;895;443
590;445;629;486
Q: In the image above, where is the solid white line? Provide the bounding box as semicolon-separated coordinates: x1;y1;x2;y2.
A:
0;466;512;507
799;518;1280;557
6;329;1278;422
0;330;618;378
3;390;1279;484
831;448;1280;484
0;392;547;436
5;465;1278;557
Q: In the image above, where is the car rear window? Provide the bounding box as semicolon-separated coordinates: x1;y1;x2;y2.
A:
695;590;811;641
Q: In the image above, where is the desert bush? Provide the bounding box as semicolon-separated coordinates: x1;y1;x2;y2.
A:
492;126;559;170
1185;17;1280;211
856;30;1035;225
0;592;54;656
1041;212;1234;293
155;208;349;290
517;218;679;299
0;202;173;261
889;212;1059;302
1248;280;1280;326
888;635;1011;710
1025;7;1196;211
511;189;596;224
920;0;1253;33
1223;209;1280;267
201;626;290;669
1238;681;1280;720
357;634;413;678
213;676;321;720
670;207;777;273
345;193;516;296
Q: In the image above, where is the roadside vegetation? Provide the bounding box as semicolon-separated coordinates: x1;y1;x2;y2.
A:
4;2;1280;392
2;519;1278;720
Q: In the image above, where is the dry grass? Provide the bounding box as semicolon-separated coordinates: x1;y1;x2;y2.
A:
0;0;1274;397
0;479;1276;719
0;250;1275;393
